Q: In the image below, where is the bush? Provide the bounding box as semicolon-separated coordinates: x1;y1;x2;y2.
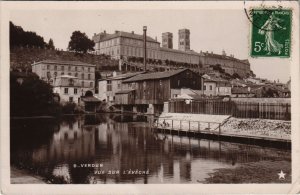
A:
61;102;76;114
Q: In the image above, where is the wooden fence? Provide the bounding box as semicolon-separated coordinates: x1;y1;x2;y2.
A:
168;100;291;120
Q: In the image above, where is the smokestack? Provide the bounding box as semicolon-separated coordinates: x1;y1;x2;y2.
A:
143;26;147;71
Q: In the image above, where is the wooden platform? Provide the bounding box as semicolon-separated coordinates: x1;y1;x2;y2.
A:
153;127;291;150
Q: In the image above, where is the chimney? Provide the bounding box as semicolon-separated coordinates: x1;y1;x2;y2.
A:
104;30;106;34
131;31;134;34
115;30;119;34
113;71;117;77
143;26;147;71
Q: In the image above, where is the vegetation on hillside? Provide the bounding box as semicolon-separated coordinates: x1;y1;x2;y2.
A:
10;22;55;50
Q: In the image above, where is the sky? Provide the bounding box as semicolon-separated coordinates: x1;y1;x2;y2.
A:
10;9;291;83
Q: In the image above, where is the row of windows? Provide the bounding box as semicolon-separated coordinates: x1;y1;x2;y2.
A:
203;85;213;91
47;71;93;80
122;46;159;59
64;88;78;94
46;64;94;72
99;37;159;49
100;38;120;48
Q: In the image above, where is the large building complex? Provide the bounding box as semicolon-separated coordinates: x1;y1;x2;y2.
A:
32;60;96;103
92;29;251;78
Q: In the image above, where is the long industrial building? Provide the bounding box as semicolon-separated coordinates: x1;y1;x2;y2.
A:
92;28;251;78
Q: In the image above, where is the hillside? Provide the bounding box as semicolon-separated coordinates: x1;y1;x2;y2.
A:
10;47;119;72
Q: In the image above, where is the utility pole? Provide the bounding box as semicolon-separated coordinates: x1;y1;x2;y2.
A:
143;26;147;71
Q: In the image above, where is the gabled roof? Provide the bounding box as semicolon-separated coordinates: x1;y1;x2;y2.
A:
95;31;159;43
81;96;101;102
32;60;96;67
109;72;144;80
123;68;189;83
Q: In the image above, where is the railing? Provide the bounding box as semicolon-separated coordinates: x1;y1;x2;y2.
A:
154;118;222;135
168;100;291;120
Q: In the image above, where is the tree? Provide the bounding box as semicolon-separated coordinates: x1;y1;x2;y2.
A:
47;38;55;49
10;21;47;49
10;72;60;116
68;31;95;53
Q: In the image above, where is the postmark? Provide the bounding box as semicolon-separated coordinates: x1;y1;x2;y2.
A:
250;9;292;57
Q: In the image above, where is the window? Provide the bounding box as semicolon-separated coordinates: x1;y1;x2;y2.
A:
204;85;206;90
82;81;84;87
88;74;91;80
178;80;180;86
75;67;77;71
107;80;112;91
69;79;74;86
90;82;93;87
47;65;50;70
81;73;84;79
159;80;162;86
69;96;73;102
68;65;71;71
75;73;78;77
64;88;68;94
88;67;90;72
61;66;64;71
143;81;146;88
209;85;213;90
54;65;57;71
68;72;71;76
61;72;64;75
74;88;78;94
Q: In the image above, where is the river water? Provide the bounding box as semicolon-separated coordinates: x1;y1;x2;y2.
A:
10;114;291;184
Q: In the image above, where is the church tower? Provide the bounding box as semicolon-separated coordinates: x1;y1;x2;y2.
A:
178;29;190;51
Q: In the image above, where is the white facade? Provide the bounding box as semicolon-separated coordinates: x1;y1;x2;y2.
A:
53;75;83;104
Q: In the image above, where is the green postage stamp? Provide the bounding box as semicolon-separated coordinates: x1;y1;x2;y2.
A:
251;9;292;57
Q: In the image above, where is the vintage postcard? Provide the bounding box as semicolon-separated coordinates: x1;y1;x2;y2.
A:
0;1;299;194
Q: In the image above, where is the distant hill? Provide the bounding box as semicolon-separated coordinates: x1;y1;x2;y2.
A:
10;47;119;72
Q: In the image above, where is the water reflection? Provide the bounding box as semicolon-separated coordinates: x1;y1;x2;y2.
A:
10;114;291;184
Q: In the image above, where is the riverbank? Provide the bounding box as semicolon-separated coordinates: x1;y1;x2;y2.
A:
204;160;291;183
222;117;291;140
11;166;46;184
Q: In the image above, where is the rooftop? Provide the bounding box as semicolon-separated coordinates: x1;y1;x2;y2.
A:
94;31;159;43
109;72;144;80
32;60;96;67
123;68;189;83
115;89;135;94
81;96;101;102
56;75;78;79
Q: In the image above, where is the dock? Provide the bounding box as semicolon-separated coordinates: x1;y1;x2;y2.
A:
153;117;291;149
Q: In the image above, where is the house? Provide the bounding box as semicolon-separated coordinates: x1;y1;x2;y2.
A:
32;60;96;95
202;75;231;96
121;68;203;114
79;95;101;113
97;71;143;103
231;87;255;97
53;75;83;103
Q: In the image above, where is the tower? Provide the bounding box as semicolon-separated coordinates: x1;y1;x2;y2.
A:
178;29;190;51
162;32;173;49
